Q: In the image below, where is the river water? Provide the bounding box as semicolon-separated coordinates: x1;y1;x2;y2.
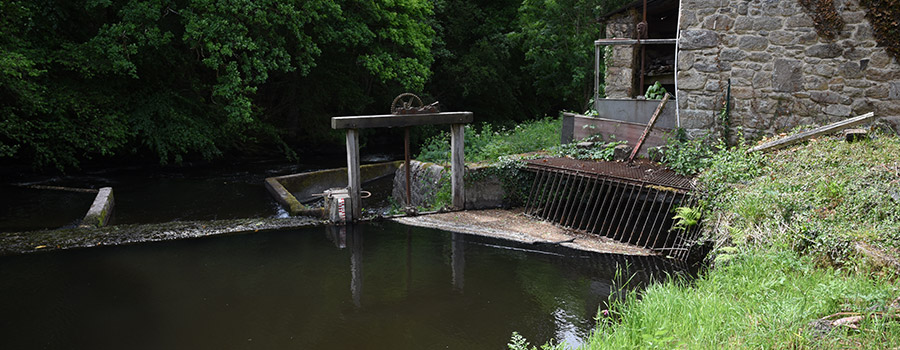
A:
0;221;681;349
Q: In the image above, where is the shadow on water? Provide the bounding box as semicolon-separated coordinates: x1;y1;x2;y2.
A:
0;186;96;231
0;221;687;350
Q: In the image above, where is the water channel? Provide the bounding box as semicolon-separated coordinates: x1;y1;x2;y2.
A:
0;221;682;349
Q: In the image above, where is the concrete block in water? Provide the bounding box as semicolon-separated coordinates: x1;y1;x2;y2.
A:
81;187;114;228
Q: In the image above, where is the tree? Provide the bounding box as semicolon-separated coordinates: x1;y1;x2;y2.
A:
0;0;435;170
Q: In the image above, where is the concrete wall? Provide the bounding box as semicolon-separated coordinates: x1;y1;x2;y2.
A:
392;161;508;210
266;161;402;216
676;0;900;137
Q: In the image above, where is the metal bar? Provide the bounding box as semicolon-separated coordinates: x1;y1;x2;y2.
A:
404;127;411;206
652;192;681;249
628;93;670;163
577;177;600;230
544;172;567;220
602;182;631;238
552;173;576;224
538;171;561;219
562;174;586;227
523;169;544;215
594;38;677;46
586;179;610;234
613;183;640;241
605;182;635;238
647;191;672;248
629;186;652;247
635;188;661;247
590;179;617;235
531;170;554;216
618;183;647;244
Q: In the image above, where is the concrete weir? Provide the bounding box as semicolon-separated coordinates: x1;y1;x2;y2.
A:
265;161;403;216
80;187;114;228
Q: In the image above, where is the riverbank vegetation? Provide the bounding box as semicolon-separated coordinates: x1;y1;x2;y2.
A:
1;0;628;171
510;132;900;349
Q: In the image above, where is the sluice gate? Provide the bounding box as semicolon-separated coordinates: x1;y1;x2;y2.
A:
523;158;702;261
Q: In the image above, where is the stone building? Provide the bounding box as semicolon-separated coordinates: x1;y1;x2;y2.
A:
597;0;900;138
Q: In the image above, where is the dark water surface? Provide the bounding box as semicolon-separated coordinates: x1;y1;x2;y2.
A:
0;222;680;349
0;186;97;231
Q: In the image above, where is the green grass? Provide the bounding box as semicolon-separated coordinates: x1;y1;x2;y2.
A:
510;133;900;350
576;249;900;350
416;117;560;164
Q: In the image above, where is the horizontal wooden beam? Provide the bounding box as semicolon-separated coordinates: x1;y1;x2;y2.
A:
594;38;677;46
749;112;877;153
332;112;473;129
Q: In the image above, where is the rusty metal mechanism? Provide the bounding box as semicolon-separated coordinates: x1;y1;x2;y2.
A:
391;93;440;115
391;93;441;207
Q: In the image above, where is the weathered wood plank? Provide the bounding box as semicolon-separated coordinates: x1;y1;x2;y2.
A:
749;112;877;153
450;123;465;209
345;129;361;220
332;112;473;129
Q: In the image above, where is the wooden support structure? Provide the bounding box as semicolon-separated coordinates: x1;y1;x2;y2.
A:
450;124;465;209
345;129;361;219
332;111;473;221
749;112;877;153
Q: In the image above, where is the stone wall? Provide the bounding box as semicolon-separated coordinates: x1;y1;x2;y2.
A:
392;161;509;210
605;9;640;98
677;0;900;137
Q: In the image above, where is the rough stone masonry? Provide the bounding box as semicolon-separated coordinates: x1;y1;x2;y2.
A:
676;0;900;137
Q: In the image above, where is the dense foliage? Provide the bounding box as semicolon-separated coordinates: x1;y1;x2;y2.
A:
2;0;626;171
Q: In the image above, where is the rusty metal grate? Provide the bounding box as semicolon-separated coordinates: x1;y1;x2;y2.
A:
522;158;702;261
524;157;695;191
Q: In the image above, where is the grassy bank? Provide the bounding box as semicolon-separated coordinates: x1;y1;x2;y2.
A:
511;133;900;349
416;117;561;164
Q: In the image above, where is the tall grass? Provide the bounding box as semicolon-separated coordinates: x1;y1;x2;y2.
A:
416;117;560;164
510;134;900;350
580;249;900;349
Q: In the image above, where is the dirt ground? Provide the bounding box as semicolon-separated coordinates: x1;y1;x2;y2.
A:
393;208;656;256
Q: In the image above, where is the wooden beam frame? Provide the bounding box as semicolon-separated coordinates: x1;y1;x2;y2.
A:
332;112;473;129
333;112;473;220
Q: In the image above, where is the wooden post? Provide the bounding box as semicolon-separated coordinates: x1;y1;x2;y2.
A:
450;123;465;209
345;129;361;220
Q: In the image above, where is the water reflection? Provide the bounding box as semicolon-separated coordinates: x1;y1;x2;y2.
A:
0;222;687;349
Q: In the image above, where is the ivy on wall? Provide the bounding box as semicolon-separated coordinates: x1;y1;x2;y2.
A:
798;0;845;40
859;0;900;61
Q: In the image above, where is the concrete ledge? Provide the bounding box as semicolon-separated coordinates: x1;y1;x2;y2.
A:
80;187;114;228
266;161;402;215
